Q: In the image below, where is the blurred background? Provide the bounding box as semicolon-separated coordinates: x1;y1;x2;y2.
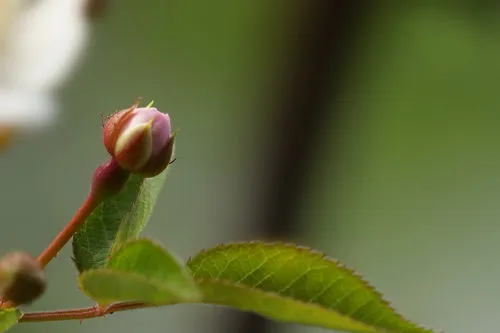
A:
2;1;500;332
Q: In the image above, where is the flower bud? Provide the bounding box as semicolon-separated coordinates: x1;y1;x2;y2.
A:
0;252;46;305
103;104;174;177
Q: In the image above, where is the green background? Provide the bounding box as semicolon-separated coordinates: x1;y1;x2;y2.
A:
2;1;500;332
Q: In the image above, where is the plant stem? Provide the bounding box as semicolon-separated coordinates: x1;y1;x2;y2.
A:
37;158;129;268
20;302;153;322
0;159;128;309
37;193;101;268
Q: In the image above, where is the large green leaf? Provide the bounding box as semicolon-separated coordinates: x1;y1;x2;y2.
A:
79;239;200;305
0;309;22;333
72;169;168;272
187;242;434;333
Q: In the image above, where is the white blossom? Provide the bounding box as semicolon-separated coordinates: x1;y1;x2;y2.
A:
0;0;89;129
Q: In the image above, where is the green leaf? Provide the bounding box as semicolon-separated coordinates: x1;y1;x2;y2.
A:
0;309;22;333
72;170;168;272
187;242;434;333
79;239;200;305
107;239;198;295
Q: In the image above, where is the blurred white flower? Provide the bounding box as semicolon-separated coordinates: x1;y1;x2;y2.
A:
0;0;89;130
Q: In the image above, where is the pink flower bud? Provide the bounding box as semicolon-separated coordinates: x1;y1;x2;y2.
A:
0;252;46;305
103;104;174;177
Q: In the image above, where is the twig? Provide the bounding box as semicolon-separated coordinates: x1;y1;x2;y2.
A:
20;302;153;323
37;193;101;268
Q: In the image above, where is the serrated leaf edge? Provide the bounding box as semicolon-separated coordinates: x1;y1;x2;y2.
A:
187;241;434;333
194;277;381;333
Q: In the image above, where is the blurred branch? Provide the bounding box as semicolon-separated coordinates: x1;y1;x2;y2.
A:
20;302;151;322
85;0;108;20
231;0;369;332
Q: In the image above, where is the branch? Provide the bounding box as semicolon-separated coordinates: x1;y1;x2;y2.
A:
20;302;154;323
38;158;129;268
37;193;101;268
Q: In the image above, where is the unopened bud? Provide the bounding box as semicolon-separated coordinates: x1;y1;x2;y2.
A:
103;104;174;177
0;252;46;305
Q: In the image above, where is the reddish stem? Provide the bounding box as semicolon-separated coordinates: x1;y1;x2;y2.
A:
0;159;128;309
37;158;128;268
37;193;101;268
20;302;152;322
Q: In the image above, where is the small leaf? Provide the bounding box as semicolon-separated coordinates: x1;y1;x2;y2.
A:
107;239;199;297
0;309;22;333
80;239;200;305
72;169;168;272
80;269;178;305
187;242;434;333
